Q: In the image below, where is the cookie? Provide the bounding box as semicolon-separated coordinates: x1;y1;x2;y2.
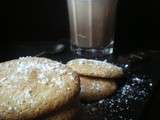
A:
40;97;80;120
0;57;80;120
80;76;117;102
67;58;123;78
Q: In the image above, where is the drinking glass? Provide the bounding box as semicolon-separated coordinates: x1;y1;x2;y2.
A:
67;0;118;58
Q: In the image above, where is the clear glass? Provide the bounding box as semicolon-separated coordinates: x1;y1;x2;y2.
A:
67;0;118;58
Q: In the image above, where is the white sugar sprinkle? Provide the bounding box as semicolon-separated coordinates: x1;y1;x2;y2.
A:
74;59;122;71
0;77;7;82
78;59;85;64
37;73;49;85
67;87;71;90
69;75;75;81
99;99;105;104
58;69;67;75
149;83;152;86
12;88;33;105
49;84;54;88
8;106;13;111
91;82;101;92
132;77;143;84
54;77;65;88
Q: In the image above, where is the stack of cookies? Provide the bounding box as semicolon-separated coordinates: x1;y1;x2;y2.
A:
67;59;123;102
0;57;80;120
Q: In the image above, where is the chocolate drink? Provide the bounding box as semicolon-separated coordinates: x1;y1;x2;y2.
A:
67;0;118;49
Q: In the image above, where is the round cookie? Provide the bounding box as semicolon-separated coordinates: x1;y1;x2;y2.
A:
67;58;123;78
0;57;80;120
80;76;117;102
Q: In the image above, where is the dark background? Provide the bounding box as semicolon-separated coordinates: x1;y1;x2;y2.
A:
0;0;159;52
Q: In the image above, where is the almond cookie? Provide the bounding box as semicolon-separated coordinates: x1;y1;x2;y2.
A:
67;59;123;78
0;57;80;120
80;76;117;102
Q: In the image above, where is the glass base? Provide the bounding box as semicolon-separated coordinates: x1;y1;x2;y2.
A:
71;40;114;60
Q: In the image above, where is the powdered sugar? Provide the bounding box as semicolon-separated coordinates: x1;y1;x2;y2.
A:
2;57;67;86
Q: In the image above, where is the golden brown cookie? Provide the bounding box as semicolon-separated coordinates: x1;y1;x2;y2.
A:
45;107;78;120
0;57;80;120
67;58;123;78
41;97;80;120
80;76;117;102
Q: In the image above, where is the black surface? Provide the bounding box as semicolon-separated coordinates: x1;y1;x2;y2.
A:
80;71;152;120
0;40;159;120
1;0;160;50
